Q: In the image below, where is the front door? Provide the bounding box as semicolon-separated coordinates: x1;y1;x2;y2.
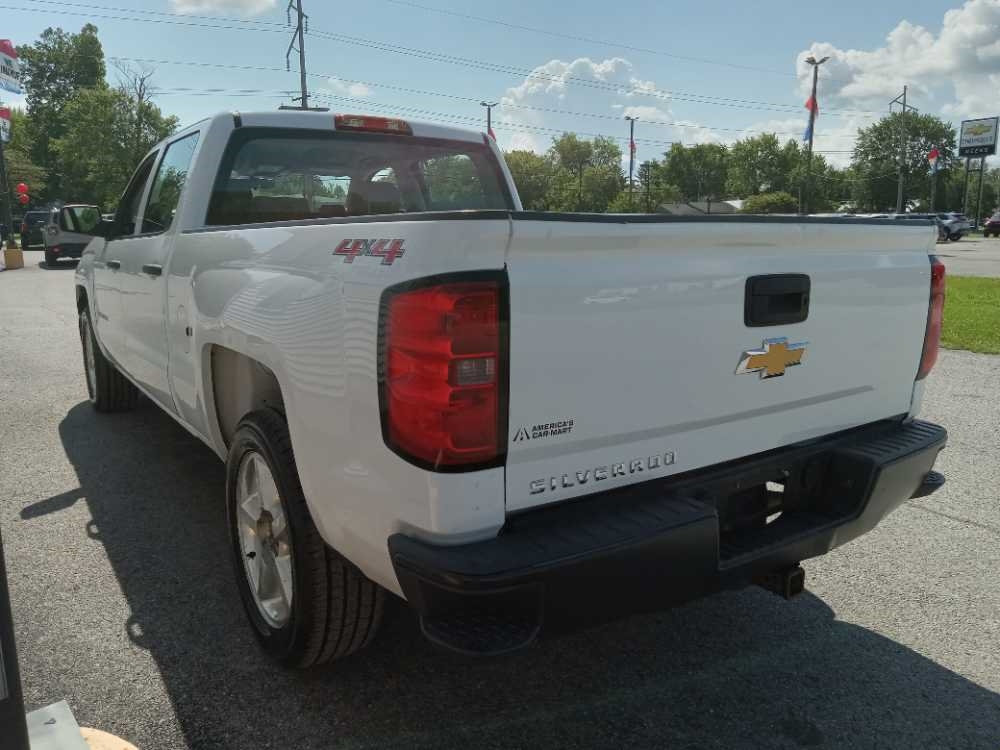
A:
93;153;158;366
120;132;201;411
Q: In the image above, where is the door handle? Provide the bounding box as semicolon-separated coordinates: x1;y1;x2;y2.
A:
142;263;163;277
744;274;810;327
106;259;121;270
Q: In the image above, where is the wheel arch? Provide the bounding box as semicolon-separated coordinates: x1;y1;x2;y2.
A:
207;345;287;449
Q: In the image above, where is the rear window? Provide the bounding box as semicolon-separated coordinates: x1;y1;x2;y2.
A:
24;212;47;225
206;129;512;226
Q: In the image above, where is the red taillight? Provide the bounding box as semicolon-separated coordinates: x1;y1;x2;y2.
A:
917;256;945;380
334;114;412;136
51;246;60;254
379;276;506;470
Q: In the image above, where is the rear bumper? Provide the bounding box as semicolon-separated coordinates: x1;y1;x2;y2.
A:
45;242;87;259
389;419;947;655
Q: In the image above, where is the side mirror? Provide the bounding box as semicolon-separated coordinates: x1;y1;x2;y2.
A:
92;219;115;240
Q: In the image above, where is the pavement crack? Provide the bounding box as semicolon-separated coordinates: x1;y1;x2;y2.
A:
907;501;1000;538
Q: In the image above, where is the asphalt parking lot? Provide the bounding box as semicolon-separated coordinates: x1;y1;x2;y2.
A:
2;250;1000;749
936;234;1000;277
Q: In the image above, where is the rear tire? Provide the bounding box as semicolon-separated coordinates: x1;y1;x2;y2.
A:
78;309;141;412
950;232;962;241
44;250;57;266
226;408;384;668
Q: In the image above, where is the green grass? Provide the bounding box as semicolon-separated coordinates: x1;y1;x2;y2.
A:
941;276;1000;354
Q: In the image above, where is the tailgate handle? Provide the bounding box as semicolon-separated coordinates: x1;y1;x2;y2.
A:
745;274;810;327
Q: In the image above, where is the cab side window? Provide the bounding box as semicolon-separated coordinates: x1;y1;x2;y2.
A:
115;153;158;237
143;132;200;233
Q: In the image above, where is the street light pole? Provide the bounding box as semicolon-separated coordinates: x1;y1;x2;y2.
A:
625;115;638;209
802;55;828;215
480;101;498;139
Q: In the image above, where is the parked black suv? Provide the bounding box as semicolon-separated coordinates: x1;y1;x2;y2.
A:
19;211;49;247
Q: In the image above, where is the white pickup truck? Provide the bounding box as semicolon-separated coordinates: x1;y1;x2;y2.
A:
75;110;947;666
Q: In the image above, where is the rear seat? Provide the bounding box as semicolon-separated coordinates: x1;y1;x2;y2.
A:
250;196;312;222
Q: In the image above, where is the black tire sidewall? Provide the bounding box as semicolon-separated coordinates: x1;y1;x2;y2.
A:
78;310;97;403
225;413;316;663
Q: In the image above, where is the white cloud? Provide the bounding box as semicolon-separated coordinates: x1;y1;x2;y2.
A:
327;78;372;98
169;0;277;15
795;0;1000;120
498;57;723;160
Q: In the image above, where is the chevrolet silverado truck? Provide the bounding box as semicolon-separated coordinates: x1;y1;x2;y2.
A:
74;110;947;666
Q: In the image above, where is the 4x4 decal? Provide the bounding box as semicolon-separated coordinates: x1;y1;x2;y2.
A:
333;238;406;265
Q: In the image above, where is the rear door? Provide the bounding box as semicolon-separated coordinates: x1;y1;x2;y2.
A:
503;217;934;512
120;131;200;410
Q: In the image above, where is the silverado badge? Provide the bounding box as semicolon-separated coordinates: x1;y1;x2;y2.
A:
736;337;807;379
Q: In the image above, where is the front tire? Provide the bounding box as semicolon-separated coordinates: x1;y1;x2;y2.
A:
950;232;962;241
226;408;384;668
78;309;140;412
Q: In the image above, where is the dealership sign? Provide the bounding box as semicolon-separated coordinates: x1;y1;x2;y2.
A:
0;108;9;144
959;117;998;157
0;40;20;94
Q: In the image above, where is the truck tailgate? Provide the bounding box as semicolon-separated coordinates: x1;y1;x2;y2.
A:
504;217;935;512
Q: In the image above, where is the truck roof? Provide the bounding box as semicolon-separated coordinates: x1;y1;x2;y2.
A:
198;110;488;144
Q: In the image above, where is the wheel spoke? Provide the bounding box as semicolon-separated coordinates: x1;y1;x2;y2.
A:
235;448;293;628
273;551;293;608
240;492;263;525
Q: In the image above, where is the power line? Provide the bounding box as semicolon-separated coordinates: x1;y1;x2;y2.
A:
115;55;858;143
309;90;855;154
380;0;796;78
6;1;878;118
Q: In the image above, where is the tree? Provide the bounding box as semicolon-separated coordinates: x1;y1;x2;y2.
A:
549;133;594;210
504;150;552;210
850;113;957;211
742;191;798;214
2;108;47;199
661;143;728;201
17;24;106;200
51;86;176;208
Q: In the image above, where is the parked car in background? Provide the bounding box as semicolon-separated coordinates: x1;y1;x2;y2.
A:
937;212;971;241
983;213;1000;238
20;210;49;247
891;213;949;242
43;204;102;266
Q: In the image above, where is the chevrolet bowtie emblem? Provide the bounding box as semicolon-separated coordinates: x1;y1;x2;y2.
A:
736;337;808;379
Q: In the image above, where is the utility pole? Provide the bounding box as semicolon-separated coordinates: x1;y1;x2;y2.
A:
480;101;498;139
963;158;972;216
801;55;828;215
976;159;986;228
890;86;917;213
0;129;14;250
286;0;309;109
625;115;638;209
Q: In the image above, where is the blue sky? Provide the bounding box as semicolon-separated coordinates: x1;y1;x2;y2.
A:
2;0;998;168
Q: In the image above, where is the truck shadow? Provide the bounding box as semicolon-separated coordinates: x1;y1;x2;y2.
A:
26;402;1000;749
